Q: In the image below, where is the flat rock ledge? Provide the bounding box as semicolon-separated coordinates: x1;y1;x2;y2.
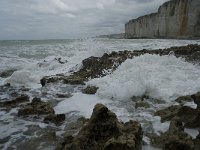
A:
41;44;200;86
60;104;143;150
155;92;200;128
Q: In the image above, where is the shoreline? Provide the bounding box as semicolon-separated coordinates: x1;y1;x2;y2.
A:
1;44;200;149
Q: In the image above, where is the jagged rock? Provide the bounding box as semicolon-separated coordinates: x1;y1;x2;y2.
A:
155;104;200;128
40;78;46;87
151;117;194;150
176;106;198;128
154;105;181;122
62;104;143;150
191;92;200;109
82;86;98;94
44;114;65;125
175;95;193;104
0;94;29;108
18;98;54;116
135;101;150;109
41;45;200;86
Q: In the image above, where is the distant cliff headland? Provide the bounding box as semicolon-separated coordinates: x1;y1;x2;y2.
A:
125;0;200;39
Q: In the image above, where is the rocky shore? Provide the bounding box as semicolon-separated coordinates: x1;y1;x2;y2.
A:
41;44;200;87
1;44;200;149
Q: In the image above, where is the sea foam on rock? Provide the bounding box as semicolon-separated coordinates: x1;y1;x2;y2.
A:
41;44;200;89
151;117;194;150
155;92;200;128
61;104;143;150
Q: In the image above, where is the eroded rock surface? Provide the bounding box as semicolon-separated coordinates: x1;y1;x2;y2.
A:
151;117;194;150
18;97;55;116
0;94;29;108
44;114;66;125
62;104;143;150
155;91;200;128
82;86;99;94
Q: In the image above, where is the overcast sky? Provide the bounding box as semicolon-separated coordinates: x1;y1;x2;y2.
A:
0;0;167;40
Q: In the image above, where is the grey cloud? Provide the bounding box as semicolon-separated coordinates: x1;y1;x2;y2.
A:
0;0;167;40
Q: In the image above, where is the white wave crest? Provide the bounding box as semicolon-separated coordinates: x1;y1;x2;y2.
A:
88;54;200;101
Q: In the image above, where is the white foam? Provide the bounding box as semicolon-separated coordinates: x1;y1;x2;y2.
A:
54;92;110;118
1;39;199;88
185;128;199;139
88;54;200;101
5;70;41;88
184;102;197;109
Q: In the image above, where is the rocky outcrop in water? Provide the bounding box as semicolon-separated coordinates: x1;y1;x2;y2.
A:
0;94;29;108
61;104;143;150
82;86;99;94
18;97;55;116
152;117;194;150
125;0;200;39
41;44;200;86
155;91;200;128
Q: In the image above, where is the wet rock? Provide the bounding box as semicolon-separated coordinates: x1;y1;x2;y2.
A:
164;140;194;150
177;106;198;128
191;92;200;109
17;126;60;150
0;69;16;78
62;104;143;150
155;102;200;128
4;83;11;86
63;77;85;85
175;95;193;104
40;78;46;87
18;98;54;116
135;101;150;109
0;94;29;108
151;117;194;150
55;57;66;64
104;135;138;150
194;131;200;150
44;114;65;125
64;117;89;137
82;86;98;94
41;44;200;86
154;105;181;122
0;136;10;145
56;93;72;98
131;96;143;102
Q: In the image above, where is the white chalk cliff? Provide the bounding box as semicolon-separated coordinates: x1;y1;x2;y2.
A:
125;0;200;39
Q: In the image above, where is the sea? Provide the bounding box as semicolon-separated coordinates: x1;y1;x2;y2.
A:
0;38;200;149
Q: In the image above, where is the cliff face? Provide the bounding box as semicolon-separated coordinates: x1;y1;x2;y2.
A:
125;0;200;39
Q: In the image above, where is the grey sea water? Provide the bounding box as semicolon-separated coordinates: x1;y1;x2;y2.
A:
0;38;200;150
